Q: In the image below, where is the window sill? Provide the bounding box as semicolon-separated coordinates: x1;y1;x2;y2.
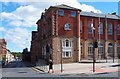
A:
62;57;72;59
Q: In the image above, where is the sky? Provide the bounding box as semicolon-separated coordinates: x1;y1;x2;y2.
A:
0;0;119;52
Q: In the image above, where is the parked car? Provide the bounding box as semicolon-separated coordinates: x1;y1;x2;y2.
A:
2;61;5;66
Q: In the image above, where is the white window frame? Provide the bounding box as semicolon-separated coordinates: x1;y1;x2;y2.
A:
62;51;72;57
62;39;72;58
62;39;72;48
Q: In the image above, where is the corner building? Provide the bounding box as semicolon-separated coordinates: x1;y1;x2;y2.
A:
30;4;120;64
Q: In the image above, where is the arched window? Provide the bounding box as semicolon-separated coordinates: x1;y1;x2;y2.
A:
88;43;93;59
98;43;104;54
98;43;104;59
62;39;72;58
108;43;113;57
62;39;72;48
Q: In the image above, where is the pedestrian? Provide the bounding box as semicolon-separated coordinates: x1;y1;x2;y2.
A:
48;59;54;73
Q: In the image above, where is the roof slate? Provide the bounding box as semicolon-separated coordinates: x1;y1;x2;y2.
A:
80;11;120;20
51;4;81;11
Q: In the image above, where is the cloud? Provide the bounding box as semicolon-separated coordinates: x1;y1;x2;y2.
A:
1;0;103;51
1;5;40;27
4;27;31;50
79;4;102;13
1;0;119;2
1;0;102;27
0;27;6;31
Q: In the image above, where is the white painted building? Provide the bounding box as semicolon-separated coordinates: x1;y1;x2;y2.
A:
6;51;15;63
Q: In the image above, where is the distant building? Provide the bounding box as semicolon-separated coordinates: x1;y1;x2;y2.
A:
30;4;120;64
22;48;31;62
0;39;7;61
30;31;38;63
6;51;15;63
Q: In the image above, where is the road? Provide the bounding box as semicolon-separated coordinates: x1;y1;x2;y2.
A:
1;60;119;78
1;61;57;77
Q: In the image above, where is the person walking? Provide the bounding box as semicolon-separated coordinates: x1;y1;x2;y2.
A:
48;59;54;73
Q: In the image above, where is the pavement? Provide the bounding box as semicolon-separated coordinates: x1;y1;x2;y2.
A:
34;59;120;76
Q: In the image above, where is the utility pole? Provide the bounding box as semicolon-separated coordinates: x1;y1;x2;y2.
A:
91;18;96;72
93;39;98;72
93;38;95;72
60;40;63;72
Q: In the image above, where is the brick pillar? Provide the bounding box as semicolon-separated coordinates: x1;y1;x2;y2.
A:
113;21;117;59
114;42;117;58
83;40;88;59
76;10;81;62
105;41;108;58
95;48;98;59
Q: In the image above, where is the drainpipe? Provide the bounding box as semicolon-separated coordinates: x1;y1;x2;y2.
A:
77;10;81;62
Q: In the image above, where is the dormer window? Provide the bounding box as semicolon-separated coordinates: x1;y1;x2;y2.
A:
58;9;64;16
64;23;71;30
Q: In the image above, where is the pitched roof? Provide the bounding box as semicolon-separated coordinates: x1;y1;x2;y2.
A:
51;4;120;20
51;4;81;11
80;11;120;20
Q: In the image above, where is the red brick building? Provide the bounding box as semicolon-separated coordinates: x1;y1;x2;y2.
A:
0;39;7;60
30;4;120;64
